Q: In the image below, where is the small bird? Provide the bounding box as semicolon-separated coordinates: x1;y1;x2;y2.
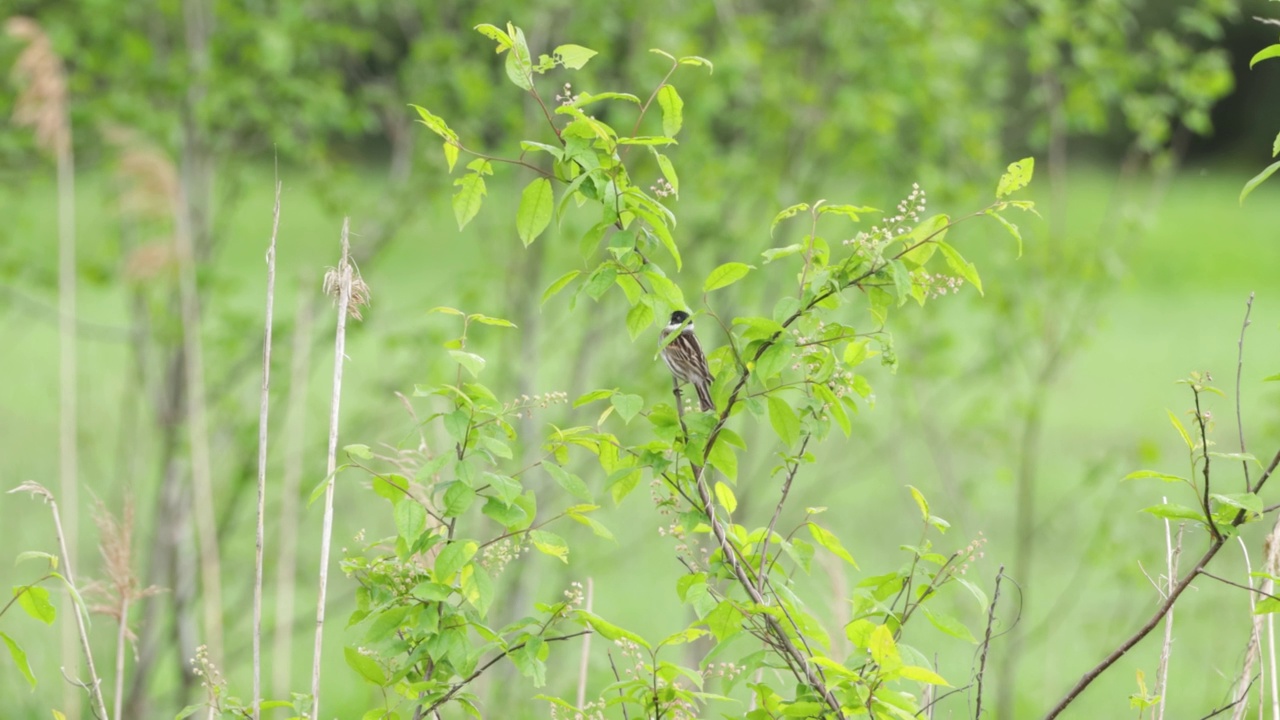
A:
659;310;715;411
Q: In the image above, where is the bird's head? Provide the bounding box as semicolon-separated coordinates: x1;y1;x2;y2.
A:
669;310;691;326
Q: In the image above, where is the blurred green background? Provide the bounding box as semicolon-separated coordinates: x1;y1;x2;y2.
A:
4;0;1280;717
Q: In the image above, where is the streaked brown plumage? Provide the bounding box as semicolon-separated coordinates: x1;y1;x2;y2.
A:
659;310;714;411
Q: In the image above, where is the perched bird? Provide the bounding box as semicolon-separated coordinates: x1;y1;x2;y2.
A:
659;310;715;412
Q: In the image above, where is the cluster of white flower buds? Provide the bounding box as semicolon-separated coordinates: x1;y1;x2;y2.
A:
651;178;675;198
954;531;987;576
555;82;579;106
843;182;927;250
914;270;965;299
508;390;569;419
563;580;585;608
481;535;528;573
702;661;744;682
190;644;225;692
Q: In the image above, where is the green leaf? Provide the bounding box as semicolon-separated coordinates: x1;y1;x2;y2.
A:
1255;597;1280;615
568;507;615;540
626;301;655;340
517;178;554;246
461;564;495;616
453;163;491;229
579;611;650;648
703;262;754;292
707;441;738;482
1251;44;1280;68
901;665;950;686
1264;373;1280;383
985;210;1024;258
1212;492;1263;514
767;395;801;448
714;481;737;513
1166;409;1193;449
996;157;1034;198
364;606;411;644
482;496;529;528
869;624;901;669
1122;470;1187;483
0;631;34;688
574;389;616;407
395;498;427;544
473;23;513;50
14;585;54;625
442;482;476;517
907;485;930;522
653;151;679;194
344;443;373;459
546;464;592;502
541;270;581;305
1240;160;1280;205
470;313;516;328
770;204;810;236
373;472;410;502
807;524;858;567
442;142;458;172
936;242;983;295
344;645;385;685
921;606;977;643
657;85;684;137
706;600;744;642
530;530;569;563
503;25;534;90
1141;503;1206;523
14;551;56;569
449;350;486;378
554;44;598;69
435;541;478;582
611;393;644;423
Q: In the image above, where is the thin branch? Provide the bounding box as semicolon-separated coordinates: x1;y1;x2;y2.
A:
757;436;811;594
974;566;1005;718
424;631;590;714
1201;675;1259;719
251;176;281;719
1236;293;1255;491
1200;570;1280;605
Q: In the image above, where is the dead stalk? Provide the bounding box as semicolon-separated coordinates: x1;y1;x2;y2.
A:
312;219;356;716
252;178;282;718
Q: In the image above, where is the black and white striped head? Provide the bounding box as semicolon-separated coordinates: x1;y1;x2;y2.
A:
667;310;692;331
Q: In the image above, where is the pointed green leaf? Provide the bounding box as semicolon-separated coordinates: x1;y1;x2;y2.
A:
703;262;754;292
554;44;598;69
517;178;554;246
767;396;800;448
0;631;34;688
1241;160;1280;205
657;85;684;137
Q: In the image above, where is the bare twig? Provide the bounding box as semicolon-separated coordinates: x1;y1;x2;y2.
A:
1200;570;1280;604
311;219;355;717
1236;293;1255;491
1202;675;1259;719
251;176;281;719
758;436;811;594
974;566;1005;718
424;631;590;715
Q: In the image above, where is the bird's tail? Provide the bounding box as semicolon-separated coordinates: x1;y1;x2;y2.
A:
694;381;715;412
